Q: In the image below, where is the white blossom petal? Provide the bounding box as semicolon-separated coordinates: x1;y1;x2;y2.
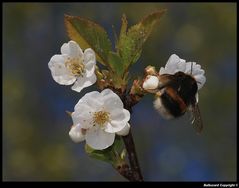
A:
85;126;115;150
85;61;95;77
159;67;167;75
83;48;96;77
75;91;103;110
193;68;205;76
103;122;121;133
165;54;180;71
177;60;186;72
194;74;206;89
61;40;83;58
179;58;186;63
165;54;186;74
48;55;76;85
71;74;97;93
84;48;96;64
69;124;85;143
162;54;187;75
143;75;159;90
116;123;131;136
102;89;124;111
101;88;116;97
105;121;126;133
110;109;130;122
72;105;94;129
104;109;130;133
184;62;205;77
185;62;197;74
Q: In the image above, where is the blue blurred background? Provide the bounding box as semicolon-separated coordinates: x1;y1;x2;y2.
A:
3;3;237;181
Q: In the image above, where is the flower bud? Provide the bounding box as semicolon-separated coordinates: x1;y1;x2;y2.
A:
143;75;159;90
116;123;130;136
69;125;85;143
145;65;157;75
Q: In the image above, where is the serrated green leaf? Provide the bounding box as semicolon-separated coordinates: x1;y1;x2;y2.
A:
120;14;128;37
116;14;128;53
64;15;112;66
118;10;166;69
108;51;125;76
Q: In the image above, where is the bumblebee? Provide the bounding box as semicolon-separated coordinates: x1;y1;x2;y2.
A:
154;71;203;134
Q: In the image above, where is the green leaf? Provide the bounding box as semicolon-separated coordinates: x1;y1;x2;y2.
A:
116;14;128;53
84;136;124;165
120;14;128;37
64;15;112;66
118;10;166;69
85;144;114;164
112;135;124;152
108;51;125;76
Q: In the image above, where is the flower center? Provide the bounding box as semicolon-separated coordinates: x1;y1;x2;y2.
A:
93;111;110;127
65;57;85;77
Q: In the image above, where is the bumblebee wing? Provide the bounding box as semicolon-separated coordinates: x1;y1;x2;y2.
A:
188;103;203;134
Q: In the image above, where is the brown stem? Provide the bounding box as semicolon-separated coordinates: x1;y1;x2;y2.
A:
112;88;144;181
122;129;144;182
114;163;135;181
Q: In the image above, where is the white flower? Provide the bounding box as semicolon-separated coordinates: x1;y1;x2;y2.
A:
48;40;96;92
69;89;130;150
143;75;159;90
159;54;206;90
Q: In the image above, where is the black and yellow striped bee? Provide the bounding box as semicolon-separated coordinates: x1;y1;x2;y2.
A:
154;70;203;134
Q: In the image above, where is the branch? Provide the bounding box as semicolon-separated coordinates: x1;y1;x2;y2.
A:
122;94;144;181
112;87;144;181
122;129;144;181
114;163;135;181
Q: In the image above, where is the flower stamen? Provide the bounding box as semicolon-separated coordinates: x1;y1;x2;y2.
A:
65;57;85;77
93;111;110;127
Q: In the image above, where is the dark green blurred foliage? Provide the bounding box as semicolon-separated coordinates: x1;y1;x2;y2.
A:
3;3;236;181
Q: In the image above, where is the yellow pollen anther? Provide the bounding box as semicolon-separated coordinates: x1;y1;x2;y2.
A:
65;57;85;76
93;111;110;126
